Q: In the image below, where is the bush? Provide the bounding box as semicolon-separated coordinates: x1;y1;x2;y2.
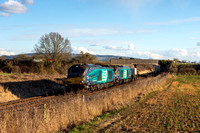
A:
159;60;174;72
11;66;21;73
197;70;200;75
2;60;13;73
179;67;197;75
20;66;31;73
31;62;45;74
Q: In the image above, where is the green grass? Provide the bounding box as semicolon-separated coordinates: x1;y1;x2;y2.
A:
0;73;14;75
175;75;200;84
0;73;33;76
144;90;159;101
67;107;127;133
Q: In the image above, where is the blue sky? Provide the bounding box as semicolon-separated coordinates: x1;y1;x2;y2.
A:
0;0;200;62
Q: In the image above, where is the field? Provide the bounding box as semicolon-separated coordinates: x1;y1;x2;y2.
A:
0;74;66;102
69;75;200;132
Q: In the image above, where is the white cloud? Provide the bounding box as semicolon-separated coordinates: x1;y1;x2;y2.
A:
128;43;135;50
90;44;101;47
0;48;15;56
0;0;27;14
170;48;188;57
22;0;34;5
196;52;200;57
64;28;120;37
147;17;200;25
103;43;135;51
104;45;123;51
72;40;134;47
0;12;10;16
72;47;96;55
136;51;163;59
72;38;200;61
63;28;157;38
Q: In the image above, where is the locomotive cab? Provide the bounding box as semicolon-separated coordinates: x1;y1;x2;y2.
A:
67;65;85;78
66;65;86;86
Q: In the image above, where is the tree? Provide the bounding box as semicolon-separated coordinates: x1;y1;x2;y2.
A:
34;32;71;61
71;51;98;64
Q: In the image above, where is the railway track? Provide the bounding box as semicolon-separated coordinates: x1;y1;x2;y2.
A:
0;83;131;111
0;73;157;111
0;95;55;111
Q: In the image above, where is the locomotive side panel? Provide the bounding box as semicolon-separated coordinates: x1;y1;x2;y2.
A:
116;68;132;81
85;68;114;85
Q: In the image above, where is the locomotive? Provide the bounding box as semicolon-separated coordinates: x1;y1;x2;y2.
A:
66;64;137;91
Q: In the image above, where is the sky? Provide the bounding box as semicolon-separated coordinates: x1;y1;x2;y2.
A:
0;0;200;62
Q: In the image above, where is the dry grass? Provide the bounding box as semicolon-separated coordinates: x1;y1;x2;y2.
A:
0;74;66;103
137;64;155;74
0;85;19;102
77;75;200;133
0;73;170;133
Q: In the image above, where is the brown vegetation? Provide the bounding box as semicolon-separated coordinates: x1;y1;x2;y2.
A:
177;65;200;75
0;74;66;102
0;52;98;75
0;73;170;133
74;75;200;132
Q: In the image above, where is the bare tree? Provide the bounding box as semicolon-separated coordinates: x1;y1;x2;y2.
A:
34;32;71;61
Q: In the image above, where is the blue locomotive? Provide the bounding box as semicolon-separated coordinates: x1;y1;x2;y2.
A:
66;64;137;91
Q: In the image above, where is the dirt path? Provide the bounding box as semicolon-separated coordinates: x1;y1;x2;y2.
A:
72;75;200;133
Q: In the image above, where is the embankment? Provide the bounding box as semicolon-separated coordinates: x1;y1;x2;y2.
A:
0;73;171;133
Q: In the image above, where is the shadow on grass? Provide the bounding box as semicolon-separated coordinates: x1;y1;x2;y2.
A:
0;79;68;99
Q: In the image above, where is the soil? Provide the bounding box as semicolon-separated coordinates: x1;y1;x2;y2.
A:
76;75;200;133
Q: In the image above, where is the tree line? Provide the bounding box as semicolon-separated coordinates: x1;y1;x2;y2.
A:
0;32;98;74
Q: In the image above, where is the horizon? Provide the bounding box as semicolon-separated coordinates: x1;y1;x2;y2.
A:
0;0;200;62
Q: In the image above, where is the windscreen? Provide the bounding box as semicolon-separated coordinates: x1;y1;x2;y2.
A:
68;66;85;78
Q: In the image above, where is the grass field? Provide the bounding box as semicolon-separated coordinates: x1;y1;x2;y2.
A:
68;75;200;132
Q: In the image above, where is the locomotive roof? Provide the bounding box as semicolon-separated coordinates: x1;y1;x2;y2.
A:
110;65;130;69
70;64;112;69
70;64;130;69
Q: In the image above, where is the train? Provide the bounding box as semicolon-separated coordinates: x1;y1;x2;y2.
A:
66;64;137;91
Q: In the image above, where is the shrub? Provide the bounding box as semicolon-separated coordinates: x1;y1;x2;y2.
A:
159;60;174;72
2;60;13;73
31;62;45;73
179;67;197;75
197;70;200;75
11;66;21;73
20;66;31;73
